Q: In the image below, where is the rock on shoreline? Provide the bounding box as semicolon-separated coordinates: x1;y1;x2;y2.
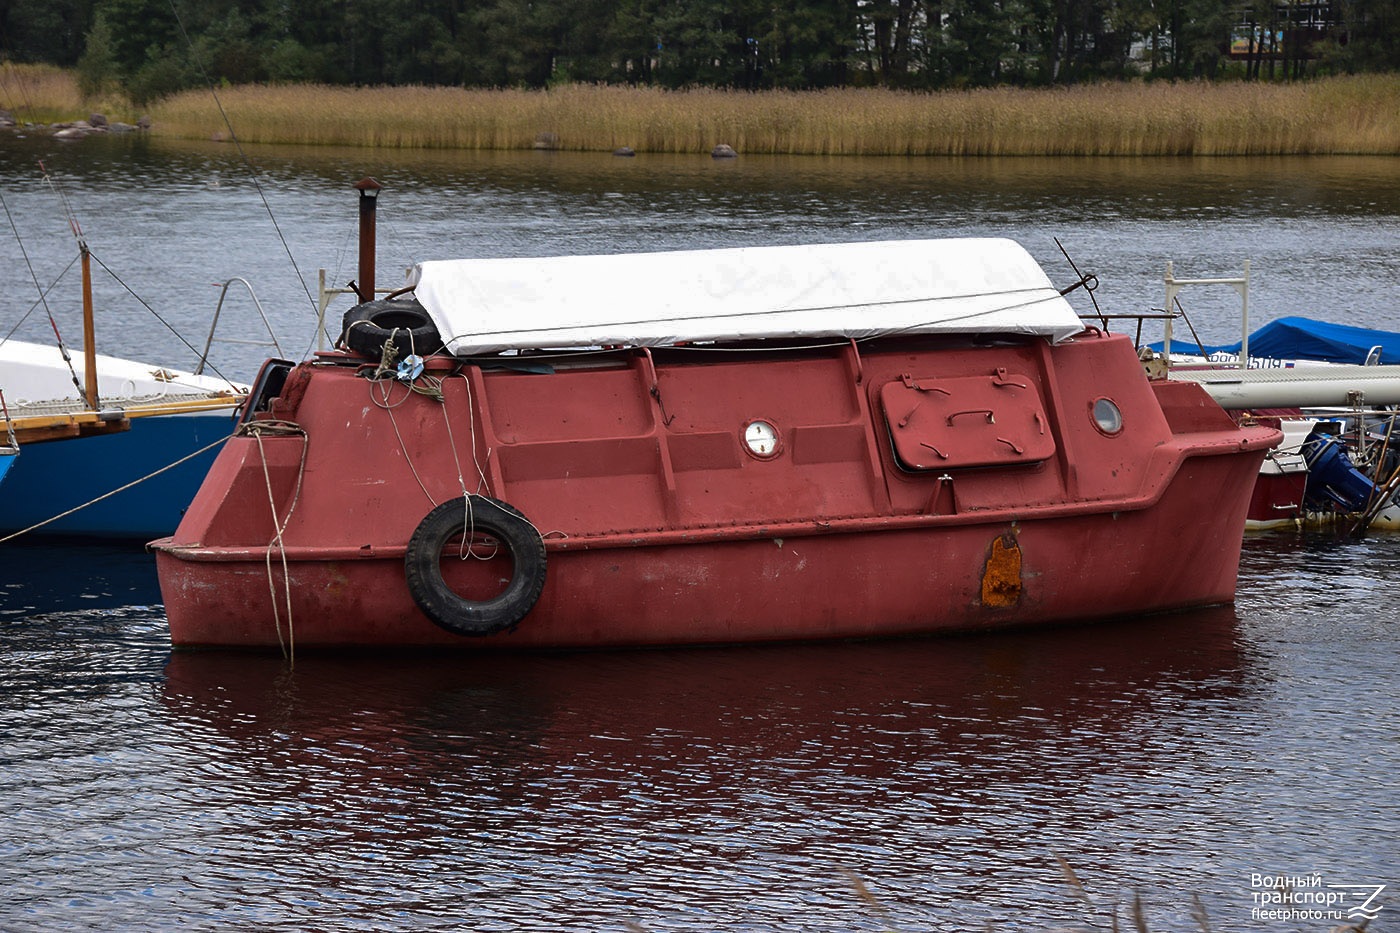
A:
0;110;151;137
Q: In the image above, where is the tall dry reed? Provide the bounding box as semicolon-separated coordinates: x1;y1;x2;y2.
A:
7;68;1398;156
0;63;136;124
147;77;1400;156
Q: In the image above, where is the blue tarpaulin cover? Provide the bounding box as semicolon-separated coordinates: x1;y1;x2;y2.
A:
1149;316;1400;365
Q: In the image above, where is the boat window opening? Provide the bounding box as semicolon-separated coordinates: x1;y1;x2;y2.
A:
1092;397;1124;435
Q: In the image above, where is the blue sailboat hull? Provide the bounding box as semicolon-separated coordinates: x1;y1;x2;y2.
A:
0;411;234;539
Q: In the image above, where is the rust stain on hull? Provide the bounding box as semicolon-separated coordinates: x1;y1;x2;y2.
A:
980;533;1022;608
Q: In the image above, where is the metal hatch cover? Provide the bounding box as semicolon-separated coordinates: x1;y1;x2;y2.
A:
880;368;1057;470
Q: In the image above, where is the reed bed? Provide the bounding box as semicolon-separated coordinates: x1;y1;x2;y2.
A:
6;66;1399;155
0;63;136;124
147;77;1400;156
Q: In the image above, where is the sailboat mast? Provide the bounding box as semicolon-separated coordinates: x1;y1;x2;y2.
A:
80;241;98;410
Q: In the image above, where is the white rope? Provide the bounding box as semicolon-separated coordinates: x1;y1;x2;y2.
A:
369;376;437;506
247;419;309;665
363;360;551;561
443;371;492;499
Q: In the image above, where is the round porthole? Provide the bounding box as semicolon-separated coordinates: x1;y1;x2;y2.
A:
1091;397;1124;435
743;420;782;459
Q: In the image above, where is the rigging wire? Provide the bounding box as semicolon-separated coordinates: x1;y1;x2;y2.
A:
39;159;87;248
433;286;1082;366
1054;237;1106;329
0;431;235;544
0;60;39;125
0;187;84;398
1;257;79;345
165;0;324;348
437;282;1064;344
88;252;240;389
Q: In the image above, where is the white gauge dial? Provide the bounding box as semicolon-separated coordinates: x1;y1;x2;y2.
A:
744;420;780;458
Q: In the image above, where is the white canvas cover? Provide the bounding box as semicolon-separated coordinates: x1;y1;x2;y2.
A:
0;338;245;409
408;238;1083;356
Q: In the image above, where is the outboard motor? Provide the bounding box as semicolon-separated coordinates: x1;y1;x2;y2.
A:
1301;431;1379;512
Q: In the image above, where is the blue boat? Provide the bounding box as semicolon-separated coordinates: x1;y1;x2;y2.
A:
1151;315;1400;366
0;339;246;540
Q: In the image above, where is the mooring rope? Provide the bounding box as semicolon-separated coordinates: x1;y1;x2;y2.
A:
243;419;309;665
369;377;437;507
442;371;492;500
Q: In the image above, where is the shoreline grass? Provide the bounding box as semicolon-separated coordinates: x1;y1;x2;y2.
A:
0;63;139;125
6;64;1400;156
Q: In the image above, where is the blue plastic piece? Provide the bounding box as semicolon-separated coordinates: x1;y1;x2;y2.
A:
397;353;425;382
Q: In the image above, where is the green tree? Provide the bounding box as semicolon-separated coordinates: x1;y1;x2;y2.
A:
758;0;855;87
96;0;177;74
653;0;738;86
1331;0;1400;70
76;11;119;98
607;0;659;83
0;0;90;65
468;0;556;86
938;0;1037;84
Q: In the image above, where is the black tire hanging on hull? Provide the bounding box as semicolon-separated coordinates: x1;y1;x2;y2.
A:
404;496;547;637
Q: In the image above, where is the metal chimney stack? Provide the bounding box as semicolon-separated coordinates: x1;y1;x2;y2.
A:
354;177;382;302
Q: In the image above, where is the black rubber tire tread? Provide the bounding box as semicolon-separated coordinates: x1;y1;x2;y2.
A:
404;496;547;637
341;298;444;359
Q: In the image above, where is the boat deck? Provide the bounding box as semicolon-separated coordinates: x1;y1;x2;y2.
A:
5;392;243;445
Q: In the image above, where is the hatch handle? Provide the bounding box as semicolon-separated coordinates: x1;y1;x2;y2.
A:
992;367;1028;389
947;408;995;426
900;373;951;395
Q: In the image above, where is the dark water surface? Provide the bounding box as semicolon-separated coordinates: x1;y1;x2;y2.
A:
1;537;1396;931
3;135;1400;382
1;137;1398;930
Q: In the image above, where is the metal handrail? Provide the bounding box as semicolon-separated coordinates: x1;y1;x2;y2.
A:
1162;260;1251;374
194;278;284;375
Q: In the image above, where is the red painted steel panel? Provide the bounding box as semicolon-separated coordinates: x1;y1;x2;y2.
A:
154;330;1279;650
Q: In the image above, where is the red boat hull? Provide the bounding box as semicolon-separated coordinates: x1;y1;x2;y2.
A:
153;330;1278;649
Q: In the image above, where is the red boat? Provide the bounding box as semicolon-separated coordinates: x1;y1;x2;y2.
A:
152;195;1279;651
